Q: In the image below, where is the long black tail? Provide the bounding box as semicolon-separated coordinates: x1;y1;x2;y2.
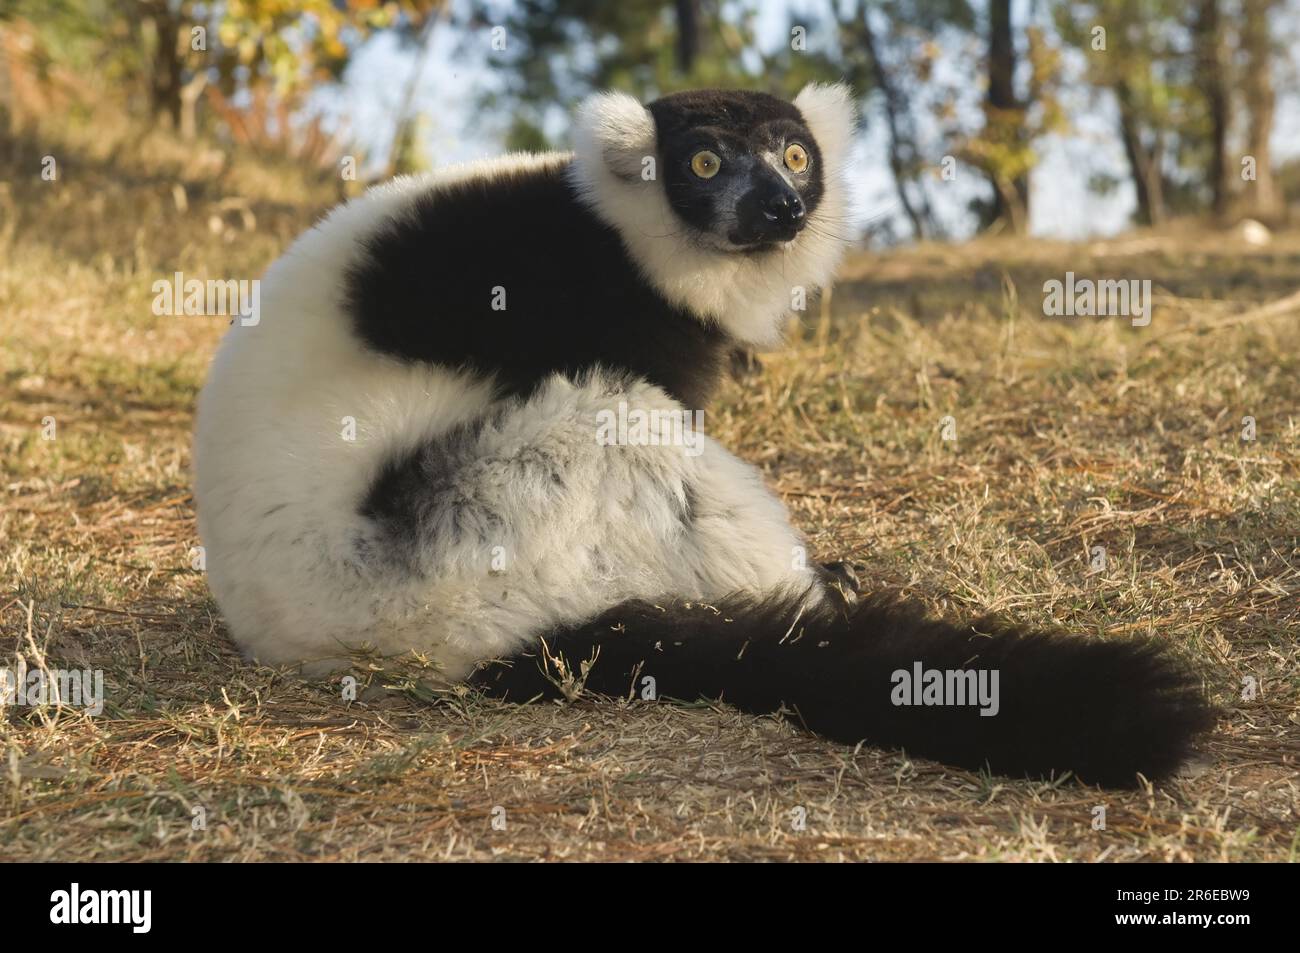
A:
470;591;1216;787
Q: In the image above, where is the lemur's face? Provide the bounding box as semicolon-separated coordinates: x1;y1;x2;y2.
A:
647;90;826;252
570;83;853;343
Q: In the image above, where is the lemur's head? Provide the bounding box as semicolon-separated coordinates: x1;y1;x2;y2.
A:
646;90;826;252
568;85;856;346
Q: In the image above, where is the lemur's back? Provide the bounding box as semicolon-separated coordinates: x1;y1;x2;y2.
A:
194;169;506;673
344;156;730;408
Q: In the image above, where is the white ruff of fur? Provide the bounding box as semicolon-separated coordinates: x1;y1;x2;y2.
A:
567;83;857;346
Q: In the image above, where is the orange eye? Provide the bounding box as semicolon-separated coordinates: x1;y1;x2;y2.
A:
784;143;809;173
690;150;721;179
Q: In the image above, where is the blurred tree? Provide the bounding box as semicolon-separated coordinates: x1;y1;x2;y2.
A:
1055;0;1191;226
1195;0;1229;217
11;0;1289;235
982;0;1027;229
4;0;441;152
674;0;703;72
961;0;1063;233
838;0;975;241
1240;0;1282;222
461;0;767;151
1055;0;1288;227
385;5;445;175
470;0;968;239
853;5;933;238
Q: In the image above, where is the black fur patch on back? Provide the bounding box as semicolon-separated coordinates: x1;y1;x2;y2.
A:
471;591;1217;788
343;160;729;410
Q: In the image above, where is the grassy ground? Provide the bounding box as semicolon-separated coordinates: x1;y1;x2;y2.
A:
1;115;1297;862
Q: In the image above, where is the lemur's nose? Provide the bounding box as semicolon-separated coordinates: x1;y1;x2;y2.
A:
762;190;805;226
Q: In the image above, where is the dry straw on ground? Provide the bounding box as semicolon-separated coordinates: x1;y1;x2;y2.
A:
1;116;1297;861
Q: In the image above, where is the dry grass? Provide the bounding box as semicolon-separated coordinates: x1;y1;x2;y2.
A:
1;112;1297;862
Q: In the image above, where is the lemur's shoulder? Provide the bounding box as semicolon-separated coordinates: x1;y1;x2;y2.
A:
328;83;857;409
340;152;731;408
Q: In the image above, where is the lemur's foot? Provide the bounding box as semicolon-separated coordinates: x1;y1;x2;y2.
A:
820;560;862;607
728;347;763;381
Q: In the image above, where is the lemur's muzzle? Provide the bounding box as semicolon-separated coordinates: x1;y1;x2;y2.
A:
733;170;807;245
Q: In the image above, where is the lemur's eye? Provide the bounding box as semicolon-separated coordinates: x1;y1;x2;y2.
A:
784;143;809;173
690;150;721;179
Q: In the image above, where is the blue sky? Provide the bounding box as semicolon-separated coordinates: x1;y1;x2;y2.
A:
307;0;1300;243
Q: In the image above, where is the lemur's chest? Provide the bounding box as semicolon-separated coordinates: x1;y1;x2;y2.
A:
343;164;730;410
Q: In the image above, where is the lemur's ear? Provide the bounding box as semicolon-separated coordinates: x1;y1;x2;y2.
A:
572;91;656;182
793;83;856;171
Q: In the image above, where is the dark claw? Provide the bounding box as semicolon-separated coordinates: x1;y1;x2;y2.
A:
728;347;763;381
820;560;861;607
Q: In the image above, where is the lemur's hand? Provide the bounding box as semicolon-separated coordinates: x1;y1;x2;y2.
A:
820;560;862;608
728;347;763;381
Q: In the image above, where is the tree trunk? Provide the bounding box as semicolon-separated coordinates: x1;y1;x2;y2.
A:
985;0;1028;232
1115;79;1166;227
1196;0;1230;219
988;0;1016;110
856;2;934;239
1241;0;1281;222
674;0;702;74
179;71;207;141
385;11;441;177
138;1;183;128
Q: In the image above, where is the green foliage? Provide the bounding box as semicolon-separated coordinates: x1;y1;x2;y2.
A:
1053;0;1224;218
7;0;441;126
3;0;1286;231
466;0;776;140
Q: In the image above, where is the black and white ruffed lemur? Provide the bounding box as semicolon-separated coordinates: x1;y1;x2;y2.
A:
193;85;1214;787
